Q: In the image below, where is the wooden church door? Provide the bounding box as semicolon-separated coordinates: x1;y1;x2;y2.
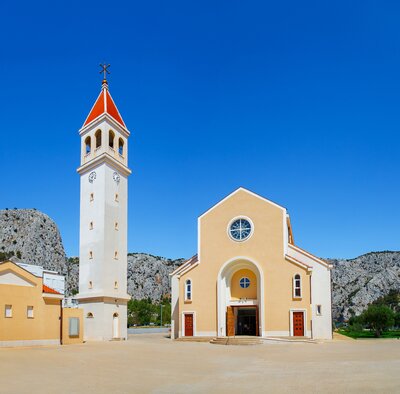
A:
226;306;235;336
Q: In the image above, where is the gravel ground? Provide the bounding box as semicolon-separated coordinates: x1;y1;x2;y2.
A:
1;333;399;393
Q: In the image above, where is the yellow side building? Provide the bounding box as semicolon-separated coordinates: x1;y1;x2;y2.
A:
0;260;83;347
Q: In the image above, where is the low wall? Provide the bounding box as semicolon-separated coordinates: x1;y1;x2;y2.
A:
62;308;84;345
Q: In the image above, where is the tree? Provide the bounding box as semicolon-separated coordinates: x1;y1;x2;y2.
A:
361;305;395;337
348;314;364;332
394;312;400;329
127;298;157;326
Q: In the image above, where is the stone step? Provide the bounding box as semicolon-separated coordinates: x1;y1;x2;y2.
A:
175;336;213;342
210;337;263;346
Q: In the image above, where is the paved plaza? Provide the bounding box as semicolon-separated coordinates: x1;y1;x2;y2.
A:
1;333;399;393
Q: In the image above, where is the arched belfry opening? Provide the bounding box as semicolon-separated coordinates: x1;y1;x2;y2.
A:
109;130;115;148
217;258;264;337
95;129;102;148
85;136;91;154
118;138;124;156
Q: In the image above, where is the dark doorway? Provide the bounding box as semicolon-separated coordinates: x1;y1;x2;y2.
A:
236;308;257;336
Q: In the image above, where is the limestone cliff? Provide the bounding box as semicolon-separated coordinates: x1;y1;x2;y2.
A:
329;251;400;321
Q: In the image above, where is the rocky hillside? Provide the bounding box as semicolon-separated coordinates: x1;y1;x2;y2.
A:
2;209;400;321
0;209;66;270
329;251;400;322
64;254;184;300
127;253;184;301
0;208;183;299
0;209;79;294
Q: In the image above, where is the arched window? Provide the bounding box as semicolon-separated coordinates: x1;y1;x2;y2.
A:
113;313;119;318
95;129;102;148
185;279;192;301
109;130;115;148
293;274;302;298
118;138;124;156
87;312;94;318
85;136;91;154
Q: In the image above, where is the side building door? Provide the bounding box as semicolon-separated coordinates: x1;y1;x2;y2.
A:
184;313;194;336
293;311;304;336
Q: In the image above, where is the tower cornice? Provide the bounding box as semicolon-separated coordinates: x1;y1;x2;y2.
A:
79;113;130;138
77;152;132;177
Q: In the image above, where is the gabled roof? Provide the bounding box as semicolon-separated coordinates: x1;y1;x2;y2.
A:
199;187;286;219
0;259;39;281
170;255;198;277
288;244;332;269
83;81;126;128
42;284;61;295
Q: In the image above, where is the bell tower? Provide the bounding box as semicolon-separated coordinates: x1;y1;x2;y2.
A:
76;71;131;341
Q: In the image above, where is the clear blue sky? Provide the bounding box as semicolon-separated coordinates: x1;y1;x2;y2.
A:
1;1;399;259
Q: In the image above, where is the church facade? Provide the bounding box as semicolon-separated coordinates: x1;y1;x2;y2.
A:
171;188;333;340
75;78;131;341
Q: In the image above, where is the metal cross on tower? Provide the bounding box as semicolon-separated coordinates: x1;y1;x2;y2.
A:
99;63;110;81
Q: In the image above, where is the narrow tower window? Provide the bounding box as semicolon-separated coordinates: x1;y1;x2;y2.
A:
90;193;94;201
89;281;93;289
115;193;119;202
85;136;91;154
115;222;119;230
185;279;192;301
89;222;93;230
89;251;93;259
109;130;115;148
114;281;118;289
293;274;302;298
114;251;118;259
87;312;94;318
95;129;102;148
118;138;124;156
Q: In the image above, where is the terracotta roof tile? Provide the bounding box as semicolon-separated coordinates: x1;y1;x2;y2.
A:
42;284;61;294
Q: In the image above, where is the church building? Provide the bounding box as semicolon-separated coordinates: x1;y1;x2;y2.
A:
75;74;131;341
171;188;333;340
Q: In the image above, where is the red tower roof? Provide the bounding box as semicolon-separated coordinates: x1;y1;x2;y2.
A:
83;81;126;128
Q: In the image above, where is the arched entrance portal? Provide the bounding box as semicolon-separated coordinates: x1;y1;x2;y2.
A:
217;258;264;337
113;313;119;339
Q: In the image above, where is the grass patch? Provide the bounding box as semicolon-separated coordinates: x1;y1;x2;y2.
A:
338;328;400;339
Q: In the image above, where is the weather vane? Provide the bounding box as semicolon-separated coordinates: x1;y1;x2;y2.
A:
99;63;110;81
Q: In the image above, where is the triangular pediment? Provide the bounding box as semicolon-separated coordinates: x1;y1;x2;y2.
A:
0;269;36;287
199;187;286;219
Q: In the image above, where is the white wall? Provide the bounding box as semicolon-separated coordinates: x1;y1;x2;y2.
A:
81;301;127;341
43;272;65;295
170;275;179;339
288;247;332;339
